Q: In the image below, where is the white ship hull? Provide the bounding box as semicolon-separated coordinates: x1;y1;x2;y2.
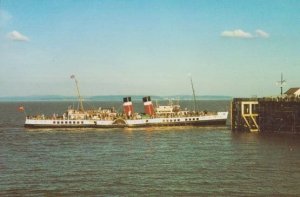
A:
25;112;228;128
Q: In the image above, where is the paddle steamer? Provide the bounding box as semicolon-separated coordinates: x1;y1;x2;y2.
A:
24;76;228;128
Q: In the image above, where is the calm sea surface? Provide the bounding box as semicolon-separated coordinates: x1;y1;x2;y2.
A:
0;101;300;196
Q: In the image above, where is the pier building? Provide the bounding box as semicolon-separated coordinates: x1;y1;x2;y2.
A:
231;88;300;133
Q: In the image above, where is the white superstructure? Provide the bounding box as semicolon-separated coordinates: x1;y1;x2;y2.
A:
25;101;228;128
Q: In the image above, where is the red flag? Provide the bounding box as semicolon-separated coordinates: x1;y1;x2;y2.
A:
19;106;25;112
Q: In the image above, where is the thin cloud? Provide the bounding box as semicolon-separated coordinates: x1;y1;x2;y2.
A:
221;29;270;39
7;30;30;42
221;29;253;39
255;29;269;38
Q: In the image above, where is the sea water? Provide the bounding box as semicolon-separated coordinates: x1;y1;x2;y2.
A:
0;101;299;196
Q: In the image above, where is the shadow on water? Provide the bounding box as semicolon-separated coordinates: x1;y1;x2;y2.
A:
231;131;300;146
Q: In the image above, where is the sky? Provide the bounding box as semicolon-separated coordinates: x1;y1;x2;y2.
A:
0;0;300;97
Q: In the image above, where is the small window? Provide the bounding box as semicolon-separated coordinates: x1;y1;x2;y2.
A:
73;121;75;124
81;121;84;124
178;119;180;122
193;118;195;121
196;118;199;120
146;120;149;123
69;121;72;124
53;121;56;124
65;121;68;124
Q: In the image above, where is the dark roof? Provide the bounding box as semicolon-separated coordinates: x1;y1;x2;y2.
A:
284;88;300;95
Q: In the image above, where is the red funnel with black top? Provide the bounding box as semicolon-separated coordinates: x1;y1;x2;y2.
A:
123;97;134;116
143;96;155;116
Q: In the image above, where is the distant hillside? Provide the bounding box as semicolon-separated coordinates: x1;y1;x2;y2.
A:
0;95;76;102
0;95;232;102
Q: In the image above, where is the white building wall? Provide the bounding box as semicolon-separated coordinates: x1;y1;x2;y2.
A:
294;89;300;96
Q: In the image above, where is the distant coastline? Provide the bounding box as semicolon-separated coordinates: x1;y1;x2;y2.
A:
0;95;232;102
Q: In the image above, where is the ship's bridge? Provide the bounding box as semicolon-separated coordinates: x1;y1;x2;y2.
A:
156;105;180;114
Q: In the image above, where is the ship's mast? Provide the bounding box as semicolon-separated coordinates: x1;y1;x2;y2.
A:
190;77;197;111
71;75;84;111
277;73;286;96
